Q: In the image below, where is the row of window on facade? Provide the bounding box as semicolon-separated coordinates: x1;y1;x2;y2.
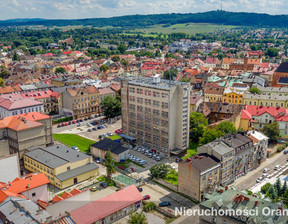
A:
12;106;42;115
73;96;98;103
129;88;168;99
245;101;285;107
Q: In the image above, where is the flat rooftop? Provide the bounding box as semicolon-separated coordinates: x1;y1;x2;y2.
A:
25;145;91;169
126;77;189;90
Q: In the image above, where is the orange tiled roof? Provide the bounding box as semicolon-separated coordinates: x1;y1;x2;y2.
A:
0;190;27;203
3;173;50;194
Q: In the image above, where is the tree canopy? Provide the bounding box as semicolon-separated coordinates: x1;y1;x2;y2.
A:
100;95;121;118
262;122;280;142
128;212;148;224
249;87;261;94
163;68;178;80
199;129;224;146
190;112;208;142
55;67;66;74
149;163;172;179
217;121;236;134
0;78;5;87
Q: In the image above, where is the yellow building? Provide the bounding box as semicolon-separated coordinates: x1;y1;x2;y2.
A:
222;87;248;104
244;93;287;108
23;145;99;189
204;87;224;103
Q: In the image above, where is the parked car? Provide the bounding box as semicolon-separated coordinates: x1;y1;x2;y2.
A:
284;150;288;154
256;177;264;183
100;182;108;188
57;124;61;128
130;168;136;172
107;132;113;136
159;201;171;207
137;187;143;192
118;166;125;170
262;174;268;178
148;153;153;158
90;186;99;192
92;127;97;131
72;120;76;124
143;195;150;200
88;129;92;132
275;165;281;170
263;168;269;173
71;146;80;152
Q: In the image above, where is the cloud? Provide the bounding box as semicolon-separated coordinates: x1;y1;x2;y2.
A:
0;0;286;20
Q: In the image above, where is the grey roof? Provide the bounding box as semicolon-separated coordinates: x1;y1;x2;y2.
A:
0;197;52;224
244;93;288;101
25;145;90;169
256;85;288;94
55;163;98;181
118;134;136;141
91;138;129;155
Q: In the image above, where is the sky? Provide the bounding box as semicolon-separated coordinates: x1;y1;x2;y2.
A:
0;0;287;20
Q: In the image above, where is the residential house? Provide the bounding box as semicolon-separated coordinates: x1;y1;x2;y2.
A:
0;173;50;202
222;86;249;104
190;94;203;112
200;187;288;224
247;131;268;167
178;154;221;202
23;145;99;189
90;138;129;162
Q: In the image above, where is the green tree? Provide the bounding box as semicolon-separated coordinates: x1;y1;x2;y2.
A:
274;178;282;196
12;52;19;61
261;183;272;194
100;95;121;118
190;112;208;142
111;55;120;62
149;164;172;179
249;87;261;94
262;122;280;142
120;59;129;67
281;181;287;196
55;67;66;74
128;212;148;224
163;68;178;80
266;48;279;57
0;78;5;87
105;150;115;182
117;44;127;54
0;69;9;79
199;129;224;145
100;64;109;73
217;121;236;134
284;188;288;199
267;186;277;201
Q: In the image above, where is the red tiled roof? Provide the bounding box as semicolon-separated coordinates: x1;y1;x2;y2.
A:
0;93;42;110
98;88;115;95
3;173;49;194
242;105;288;120
0;190;27;203
70;185;143;224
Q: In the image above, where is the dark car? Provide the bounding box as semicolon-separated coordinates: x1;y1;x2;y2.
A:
137;187;143;192
88;129;92;132
100;182;108;188
159;201;171;207
284;150;288;154
57;124;61;128
92;127;97;131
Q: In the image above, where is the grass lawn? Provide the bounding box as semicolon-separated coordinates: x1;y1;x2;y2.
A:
182;142;199;160
164;170;178;186
53;134;95;153
109;135;122;140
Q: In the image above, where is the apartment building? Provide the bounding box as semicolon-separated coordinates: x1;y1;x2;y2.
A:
204;87;224;103
197;133;256;186
121;76;190;157
62;85;100;119
244;92;288;108
21;89;62;115
178;154;221;202
0;93;43;119
23;145;99;189
0;112;53;158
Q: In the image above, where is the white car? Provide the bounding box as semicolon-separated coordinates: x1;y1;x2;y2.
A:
274;165;281;170
263;168;269;173
256;177;264;183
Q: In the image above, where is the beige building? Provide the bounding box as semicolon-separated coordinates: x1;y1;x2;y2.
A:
178;154;221;202
0;112;53;158
62;85;100;119
121;76;190;157
204;87;224;103
23;145;99;189
244;92;288;108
